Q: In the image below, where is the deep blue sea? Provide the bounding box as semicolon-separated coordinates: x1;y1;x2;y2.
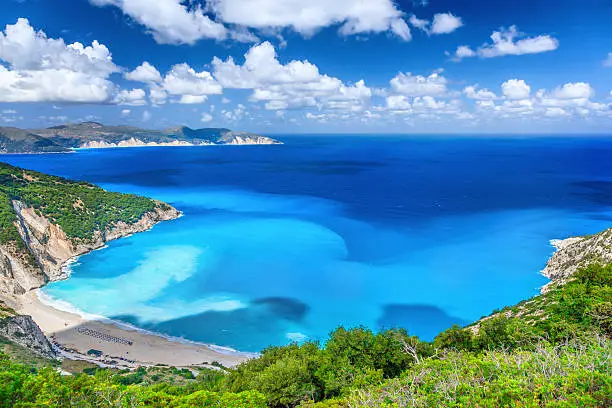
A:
4;135;612;352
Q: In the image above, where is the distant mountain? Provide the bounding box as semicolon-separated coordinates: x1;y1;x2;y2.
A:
0;122;281;153
0;127;69;154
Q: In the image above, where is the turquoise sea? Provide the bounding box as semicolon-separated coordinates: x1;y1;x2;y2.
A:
4;135;612;352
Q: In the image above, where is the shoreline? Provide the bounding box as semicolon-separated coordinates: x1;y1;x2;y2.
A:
16;289;252;369
6;206;253;369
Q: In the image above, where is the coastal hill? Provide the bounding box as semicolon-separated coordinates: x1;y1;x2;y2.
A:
0;162;180;298
0;164;610;406
0;122;281;153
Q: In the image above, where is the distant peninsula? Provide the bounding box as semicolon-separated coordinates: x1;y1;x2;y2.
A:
0;122;282;154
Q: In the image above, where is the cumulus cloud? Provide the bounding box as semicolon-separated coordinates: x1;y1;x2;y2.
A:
463;86;497;100
90;0;414;43
213;42;371;111
201;113;213;122
209;0;411;40
213;42;321;89
222;104;247;121
390;71;447;97
89;0;228;45
451;26;558;61
125;61;162;83
162;63;222;102
545;107;570;117
0;18;119;103
471;79;610;121
114;88;147;105
502;79;531;100
409;13;463;35
430;13;463;34
129;61;222;105
551;82;594;99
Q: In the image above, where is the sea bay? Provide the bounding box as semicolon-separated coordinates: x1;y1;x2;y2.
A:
4;135;612;352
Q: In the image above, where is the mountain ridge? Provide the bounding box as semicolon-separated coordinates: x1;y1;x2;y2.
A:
0;122;281;153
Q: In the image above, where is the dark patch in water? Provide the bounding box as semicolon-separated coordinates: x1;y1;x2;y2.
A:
571;181;612;207
377;304;467;341
114;309;291;352
251;297;308;322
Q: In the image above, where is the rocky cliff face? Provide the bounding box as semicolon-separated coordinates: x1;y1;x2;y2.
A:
221;132;282;145
541;228;612;292
0;201;180;300
0;314;57;359
0;245;46;297
79;138;199;149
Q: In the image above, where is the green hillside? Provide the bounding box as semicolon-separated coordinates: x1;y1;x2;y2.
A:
0;162;165;245
0;261;610;407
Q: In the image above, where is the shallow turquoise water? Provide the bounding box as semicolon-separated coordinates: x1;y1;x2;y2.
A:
5;135;612;351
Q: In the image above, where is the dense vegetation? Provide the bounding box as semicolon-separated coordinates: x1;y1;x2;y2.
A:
0;162;160;243
0;263;610;407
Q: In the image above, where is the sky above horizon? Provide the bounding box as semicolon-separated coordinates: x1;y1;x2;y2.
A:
0;0;611;134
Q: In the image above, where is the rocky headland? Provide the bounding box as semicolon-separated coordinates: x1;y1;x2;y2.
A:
0;122;282;154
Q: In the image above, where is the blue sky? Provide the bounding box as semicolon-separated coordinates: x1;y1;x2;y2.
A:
0;0;611;133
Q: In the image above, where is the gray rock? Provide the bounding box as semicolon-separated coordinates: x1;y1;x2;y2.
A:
0;315;57;359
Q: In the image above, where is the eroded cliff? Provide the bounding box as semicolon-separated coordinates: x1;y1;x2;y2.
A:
542;229;612;292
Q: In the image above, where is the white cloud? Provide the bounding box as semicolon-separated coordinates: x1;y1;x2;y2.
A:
121;109;131;116
222;104;247;121
545;107;570;117
114;88;147;105
430;13;462;35
463;86;497;100
89;0;228;45
603;53;612;67
551;82;594;99
209;0;411;40
213;42;322;88
213;42;371;112
0;18;118;103
390;71;447;97
0;18;117;75
179;95;208;104
452;26;558;61
451;45;476;60
201;113;213;122
1;109;17;114
142;110;151;122
156;63;223;104
409;13;462;35
502;79;531;100
0;66;115;103
125;61;162;83
408;15;429;31
469;79;610;121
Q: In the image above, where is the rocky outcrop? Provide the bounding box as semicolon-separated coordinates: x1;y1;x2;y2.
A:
79;133;280;149
0;201;180;299
221;132;282;145
0;245;46;296
0;314;57;359
80;138;201;149
541;229;612;293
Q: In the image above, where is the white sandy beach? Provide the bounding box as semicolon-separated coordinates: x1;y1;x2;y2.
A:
17;290;251;369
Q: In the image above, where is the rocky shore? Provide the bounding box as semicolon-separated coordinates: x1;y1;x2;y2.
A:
541;228;612;292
